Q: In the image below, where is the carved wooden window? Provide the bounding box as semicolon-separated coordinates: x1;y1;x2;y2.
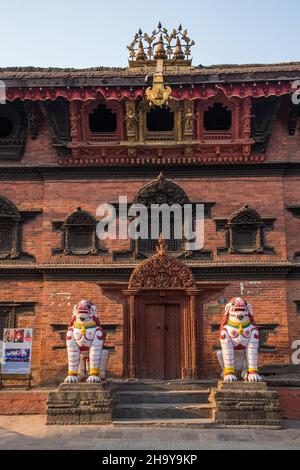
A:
226;205;264;254
145;105;176;141
0;196;21;260
204;103;232;131
198;94;238;142
89;104;117;134
63;208;98;255
133;174;189;255
82;101;121;143
0;306;17;341
0;101;27;161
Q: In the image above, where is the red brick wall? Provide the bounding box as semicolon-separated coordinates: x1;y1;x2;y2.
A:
1;108;300;384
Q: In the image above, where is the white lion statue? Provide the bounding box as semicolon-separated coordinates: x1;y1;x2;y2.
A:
64;300;109;384
218;297;263;383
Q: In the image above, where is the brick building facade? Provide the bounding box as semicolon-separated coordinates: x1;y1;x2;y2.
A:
0;26;300;385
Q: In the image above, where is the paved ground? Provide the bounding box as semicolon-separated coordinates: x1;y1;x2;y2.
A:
0;416;300;450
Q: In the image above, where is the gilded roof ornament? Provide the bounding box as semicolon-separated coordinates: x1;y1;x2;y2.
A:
127;22;195;66
145;59;172;107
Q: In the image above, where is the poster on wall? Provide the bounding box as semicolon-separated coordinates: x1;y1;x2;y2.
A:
1;329;33;374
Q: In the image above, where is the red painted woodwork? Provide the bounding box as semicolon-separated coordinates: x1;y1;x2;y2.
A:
5;82;292;103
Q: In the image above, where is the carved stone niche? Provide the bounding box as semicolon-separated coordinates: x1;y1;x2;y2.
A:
0;101;27;161
53;207;107;256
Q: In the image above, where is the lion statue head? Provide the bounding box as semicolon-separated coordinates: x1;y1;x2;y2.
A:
220;297;256;331
69;300;101;327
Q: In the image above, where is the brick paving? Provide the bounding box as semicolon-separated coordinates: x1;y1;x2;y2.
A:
0;416;300;450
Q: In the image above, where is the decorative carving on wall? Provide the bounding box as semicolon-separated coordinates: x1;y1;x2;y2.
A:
128;235;197;290
183;100;195;139
134;172;190;207
228;205;263;226
125;100;138;141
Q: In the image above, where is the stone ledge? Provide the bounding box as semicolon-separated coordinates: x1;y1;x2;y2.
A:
46;383;115;425
210;381;282;427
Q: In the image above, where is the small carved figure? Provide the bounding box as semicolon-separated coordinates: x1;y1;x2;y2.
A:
218;297;263;383
64;300;109;384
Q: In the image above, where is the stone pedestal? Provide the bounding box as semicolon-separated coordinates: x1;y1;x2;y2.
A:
46;383;115;425
210;381;282;427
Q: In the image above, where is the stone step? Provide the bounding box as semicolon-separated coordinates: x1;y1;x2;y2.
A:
113;418;214;428
109;380;216;392
116;390;210;405
113;403;212;420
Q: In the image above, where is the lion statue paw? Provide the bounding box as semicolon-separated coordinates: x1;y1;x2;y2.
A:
246;373;263;383
224;374;238;383
87;375;101;384
64;376;79;384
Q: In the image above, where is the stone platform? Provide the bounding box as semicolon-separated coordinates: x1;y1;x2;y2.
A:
46;383;115;425
210;381;282;427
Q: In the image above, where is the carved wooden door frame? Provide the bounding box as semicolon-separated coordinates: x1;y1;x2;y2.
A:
123;288;200;380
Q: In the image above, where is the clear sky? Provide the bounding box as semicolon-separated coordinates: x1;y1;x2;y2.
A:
0;0;299;68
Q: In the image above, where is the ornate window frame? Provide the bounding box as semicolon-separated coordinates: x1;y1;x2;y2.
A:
198;92;238;142
81;100;123;143
53;207;107;256
225;205;264;254
0;196;21;260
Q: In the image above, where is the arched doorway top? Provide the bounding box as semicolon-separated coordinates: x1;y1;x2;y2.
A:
128;235;196;291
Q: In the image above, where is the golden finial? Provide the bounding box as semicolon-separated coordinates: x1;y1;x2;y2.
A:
154;34;167;60
157;172;165;181
157;233;167;256
136;39;147;61
173;37;185;60
127;24;195;67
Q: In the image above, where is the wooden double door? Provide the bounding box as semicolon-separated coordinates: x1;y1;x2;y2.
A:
138;298;183;380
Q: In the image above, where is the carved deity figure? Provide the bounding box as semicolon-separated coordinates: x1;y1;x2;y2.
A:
218;297;263;383
64;300;109;384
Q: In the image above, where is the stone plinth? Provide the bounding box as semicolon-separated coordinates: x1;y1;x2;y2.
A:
210;381;282;427
46;383;115;425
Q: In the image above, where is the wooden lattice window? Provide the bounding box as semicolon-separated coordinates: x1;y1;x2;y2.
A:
0;196;21;260
62;208;98;256
133;174;189;255
226;205;264;254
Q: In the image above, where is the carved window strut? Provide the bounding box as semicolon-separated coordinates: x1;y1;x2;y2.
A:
226;205;264;254
63;208;98;256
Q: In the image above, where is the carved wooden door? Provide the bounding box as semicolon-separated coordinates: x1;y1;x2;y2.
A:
139;300;182;380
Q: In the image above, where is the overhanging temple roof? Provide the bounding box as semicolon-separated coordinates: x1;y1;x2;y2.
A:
1;62;300;81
